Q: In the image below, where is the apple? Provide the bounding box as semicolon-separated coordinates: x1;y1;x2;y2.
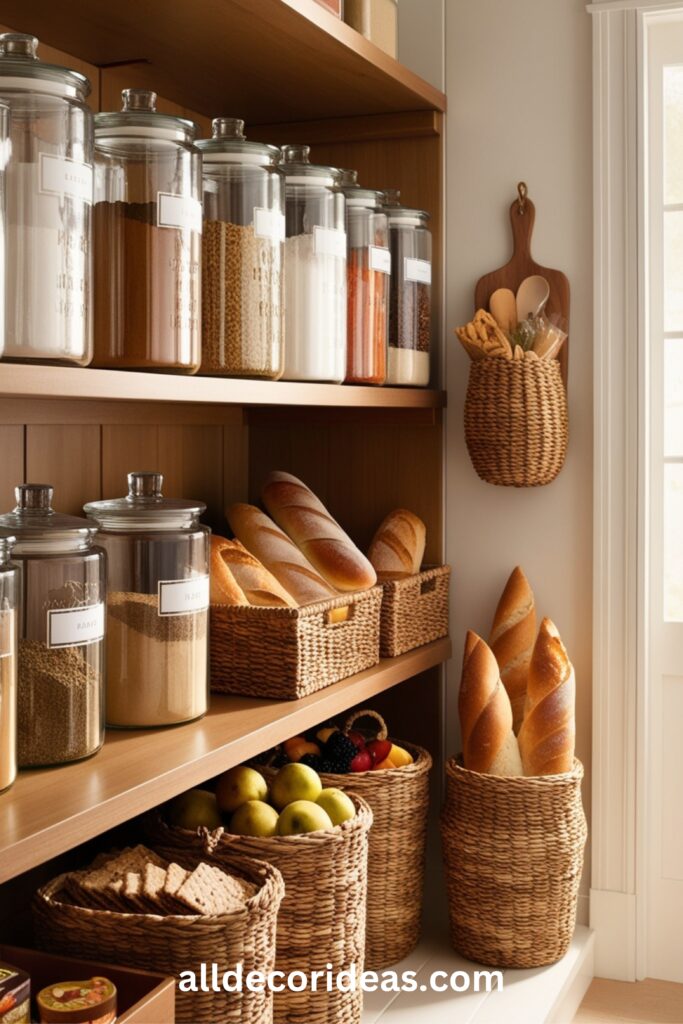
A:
347;730;366;751
350;750;373;772
367;739;392;765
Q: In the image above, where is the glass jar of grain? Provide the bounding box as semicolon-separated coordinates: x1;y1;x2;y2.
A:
0;535;18;791
84;472;209;729
198;118;284;378
0;485;105;768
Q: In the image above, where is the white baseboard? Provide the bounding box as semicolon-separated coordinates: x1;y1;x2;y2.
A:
589;888;637;981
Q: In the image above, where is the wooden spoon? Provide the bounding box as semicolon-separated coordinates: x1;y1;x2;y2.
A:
489;288;517;333
516;274;550;322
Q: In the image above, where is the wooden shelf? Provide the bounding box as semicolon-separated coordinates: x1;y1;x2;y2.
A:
3;0;446;122
0;638;450;884
0;364;446;410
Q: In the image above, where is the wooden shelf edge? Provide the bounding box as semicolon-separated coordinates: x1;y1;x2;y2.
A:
0;637;451;884
0;365;447;410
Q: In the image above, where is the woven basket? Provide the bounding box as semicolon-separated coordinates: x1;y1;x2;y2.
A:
379;565;450;658
261;723;432;970
33;851;284;1024
464;357;568;487
440;757;586;969
210;587;382;700
147;794;372;1024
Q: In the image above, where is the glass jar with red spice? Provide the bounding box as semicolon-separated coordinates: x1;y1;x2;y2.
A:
342;171;390;385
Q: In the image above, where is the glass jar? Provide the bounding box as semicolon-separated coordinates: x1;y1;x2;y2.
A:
382;189;432;387
0;535;18;792
198;118;284;379
0;486;105;768
0;34;93;366
93;89;202;373
341;170;389;385
84;472;209;729
281;144;346;382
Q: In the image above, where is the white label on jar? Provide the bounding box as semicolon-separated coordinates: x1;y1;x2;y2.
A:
157;193;203;233
158;576;210;616
404;257;432;284
370;245;392;274
254;207;286;243
313;226;347;259
40;154;93;205
47;603;105;649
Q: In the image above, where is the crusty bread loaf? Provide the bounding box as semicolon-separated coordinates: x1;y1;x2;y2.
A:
261;471;377;592
368;509;426;581
489;566;537;733
518;618;575;776
227;503;338;606
458;630;523;776
210;535;296;608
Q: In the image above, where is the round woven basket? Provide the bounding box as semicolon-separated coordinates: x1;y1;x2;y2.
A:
440;757;586;969
147;793;372;1024
33;851;284;1024
464;357;568;487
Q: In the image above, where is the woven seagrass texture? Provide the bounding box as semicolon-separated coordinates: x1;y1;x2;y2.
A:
148;794;372;1024
464;357;568;487
33;852;284;1024
262;741;431;970
379;566;450;658
210;587;382;700
440;758;586;969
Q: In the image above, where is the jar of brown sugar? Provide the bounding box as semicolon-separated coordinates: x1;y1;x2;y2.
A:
197;118;284;379
84;472;209;728
0;485;106;768
92;89;202;373
0;535;18;792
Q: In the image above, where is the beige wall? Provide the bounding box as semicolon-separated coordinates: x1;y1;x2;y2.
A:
443;0;594;900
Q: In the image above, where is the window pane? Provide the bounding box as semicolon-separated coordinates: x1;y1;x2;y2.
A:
665;338;683;456
664;211;683;331
664;65;683;205
664;463;683;621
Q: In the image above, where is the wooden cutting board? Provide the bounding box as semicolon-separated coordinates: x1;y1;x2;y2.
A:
474;185;570;386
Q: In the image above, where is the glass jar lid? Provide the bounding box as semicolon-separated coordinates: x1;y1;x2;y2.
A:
0;34;91;100
0;485;98;554
280;144;341;187
0;533;15;563
197;117;281;167
339;168;384;208
95;89;198;144
84;472;206;532
381;188;430;226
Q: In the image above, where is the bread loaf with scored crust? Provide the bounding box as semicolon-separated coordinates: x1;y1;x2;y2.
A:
518;617;575;776
368;509;426;580
210;535;296;608
489;566;537;732
458;630;523;776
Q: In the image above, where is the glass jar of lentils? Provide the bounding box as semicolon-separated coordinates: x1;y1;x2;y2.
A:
198;118;284;378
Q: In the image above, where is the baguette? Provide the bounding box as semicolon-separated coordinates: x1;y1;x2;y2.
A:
489;566;536;732
458;630;523;776
210;535;296;608
368;509;426;581
518;618;575;776
261;471;377;592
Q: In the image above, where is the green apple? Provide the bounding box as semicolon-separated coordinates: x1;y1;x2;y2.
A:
230;800;279;837
316;788;356;826
216;765;268;814
167;789;222;830
277;800;333;836
270;763;322;811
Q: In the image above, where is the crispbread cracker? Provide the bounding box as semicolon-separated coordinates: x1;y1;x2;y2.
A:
175;862;250;916
75;846;166;911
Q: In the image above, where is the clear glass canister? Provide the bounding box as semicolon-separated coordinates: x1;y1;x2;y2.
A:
84;472;209;728
341;170;389;385
198;118;284;379
0;101;8;359
382;190;432;387
0;486;105;768
0;535;18;792
0;34;93;365
93;89;202;373
281;144;346;382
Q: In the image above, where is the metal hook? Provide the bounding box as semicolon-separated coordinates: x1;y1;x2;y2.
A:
517;181;528;214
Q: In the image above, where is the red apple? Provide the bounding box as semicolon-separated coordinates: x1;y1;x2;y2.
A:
347;730;366;751
367;739;392;766
350;750;373;772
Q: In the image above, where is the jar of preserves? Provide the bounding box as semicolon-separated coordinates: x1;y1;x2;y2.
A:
382;189;432;387
0;535;18;792
0;34;93;365
93;89;202;373
198;118;284;379
341;170;389;385
84;472;209;728
0;485;105;768
281;144;346;382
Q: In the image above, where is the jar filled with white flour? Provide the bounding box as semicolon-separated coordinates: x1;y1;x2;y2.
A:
280;144;347;382
85;472;209;729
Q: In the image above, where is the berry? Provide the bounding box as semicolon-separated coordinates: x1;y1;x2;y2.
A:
322;731;357;773
350;750;373;772
299;753;325;771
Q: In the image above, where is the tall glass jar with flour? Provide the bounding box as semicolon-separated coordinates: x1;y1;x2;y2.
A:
0;34;93;365
84;473;209;728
